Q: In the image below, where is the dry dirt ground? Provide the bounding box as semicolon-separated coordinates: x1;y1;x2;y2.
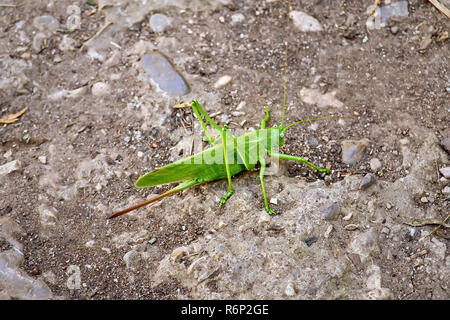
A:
0;0;449;299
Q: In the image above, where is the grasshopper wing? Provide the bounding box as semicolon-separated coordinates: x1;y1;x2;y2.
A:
136;162;208;187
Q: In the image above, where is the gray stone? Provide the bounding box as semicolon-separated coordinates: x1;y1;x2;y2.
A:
440;137;450;154
33;15;59;33
319;202;340;220
360;173;376;190
123;250;141;269
379;1;409;26
0;217;53;299
439;167;450;179
141;52;189;96
442;186;450;198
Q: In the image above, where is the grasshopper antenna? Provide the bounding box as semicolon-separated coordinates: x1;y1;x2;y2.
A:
109;188;181;219
280;0;291;128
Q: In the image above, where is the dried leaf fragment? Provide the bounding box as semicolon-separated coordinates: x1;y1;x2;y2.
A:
0;107;28;124
172;102;190;109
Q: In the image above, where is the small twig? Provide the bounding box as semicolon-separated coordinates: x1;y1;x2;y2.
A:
80;20;113;52
404;220;449;228
368;0;382;17
428;0;450;19
0;4;16;7
408;213;450;241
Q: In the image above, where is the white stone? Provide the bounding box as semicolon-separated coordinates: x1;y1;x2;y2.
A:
91;82;110;96
231;13;245;24
285;282;296;296
0;160;21;176
300;87;344;108
214;75;232;88
85;240;95;247
150;14;171;33
289;11;323;32
370;158;382;171
258;211;271;224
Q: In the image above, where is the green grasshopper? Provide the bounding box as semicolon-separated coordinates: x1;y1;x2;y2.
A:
109;96;336;219
110;3;339;219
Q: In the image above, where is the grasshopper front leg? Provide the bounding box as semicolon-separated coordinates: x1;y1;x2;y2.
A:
191;99;215;145
192;99;236;207
268;151;330;174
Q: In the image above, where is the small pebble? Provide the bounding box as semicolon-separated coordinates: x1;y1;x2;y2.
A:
85;240;95;247
258;211;271;224
390;26;399;34
440;137;450;154
3;149;12;160
21;52;31;60
442;186;450;197
319;202;340;220
308;136;319;148
341;139;369;165
38;156;47;164
142;52;189;96
217;221;228;229
289;11;323;32
344;224;359;231
214;75;232;88
149;14;170;33
33;15;59;33
378;1;409;26
48;87;87;100
439;167;450;179
32;32;47;52
304;236;318;247
360;173;376;190
285;282;296;297
420;196;428;203
231;13;245;24
0;160;21;176
53;55;62;63
342;212;353;221
270;198;278;205
91;82;110;96
324;225;333;238
31;266;41;276
58;35;76;52
386;202;393;210
369;158;382;172
148;238;157;244
170;247;187;263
